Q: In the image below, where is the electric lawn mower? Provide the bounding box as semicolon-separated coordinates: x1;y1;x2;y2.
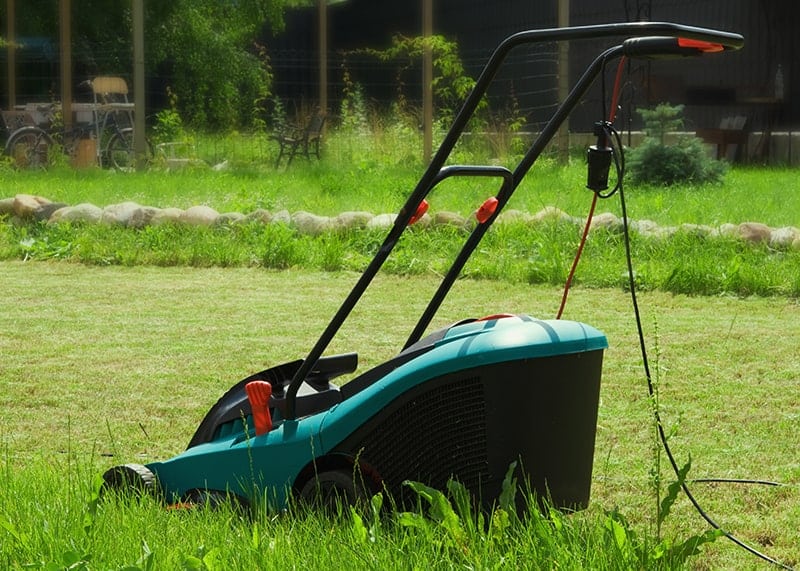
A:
102;22;743;514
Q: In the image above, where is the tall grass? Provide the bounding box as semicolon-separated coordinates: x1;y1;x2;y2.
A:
3;218;799;297
1;455;724;570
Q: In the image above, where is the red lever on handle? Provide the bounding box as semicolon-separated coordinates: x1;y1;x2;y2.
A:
677;38;724;53
475;197;499;224
409;199;429;225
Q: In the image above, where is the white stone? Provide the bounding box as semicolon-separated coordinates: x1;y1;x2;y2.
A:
49;203;103;224
334;211;374;230
150;207;185;225
770;226;800;248
180;205;219;226
292;211;331;235
367;213;396;229
101;201;142;226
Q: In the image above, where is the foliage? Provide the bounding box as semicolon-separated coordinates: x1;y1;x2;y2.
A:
152;87;186;145
638;103;687;145
636;329;724;568
0;1;284;131
345;34;480;121
338;64;370;135
627;103;727;186
147;2;281;130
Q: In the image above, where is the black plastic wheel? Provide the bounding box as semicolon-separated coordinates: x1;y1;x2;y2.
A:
299;469;372;511
4;126;53;169
101;463;160;499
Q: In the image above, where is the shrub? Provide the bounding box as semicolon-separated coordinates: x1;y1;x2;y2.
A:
627;103;727;186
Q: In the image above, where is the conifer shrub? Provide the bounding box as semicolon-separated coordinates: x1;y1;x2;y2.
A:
627;103;727;186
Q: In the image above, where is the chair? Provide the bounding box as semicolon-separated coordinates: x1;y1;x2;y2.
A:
271;111;326;167
90;76;136;167
696;115;749;162
156;141;197;170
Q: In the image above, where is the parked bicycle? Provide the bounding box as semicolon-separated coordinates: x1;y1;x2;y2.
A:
3;76;151;170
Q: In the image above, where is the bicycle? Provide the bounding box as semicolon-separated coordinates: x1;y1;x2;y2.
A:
1;109;53;169
4;79;151;170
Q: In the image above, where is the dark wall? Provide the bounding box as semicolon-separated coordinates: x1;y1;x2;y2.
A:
267;0;798;131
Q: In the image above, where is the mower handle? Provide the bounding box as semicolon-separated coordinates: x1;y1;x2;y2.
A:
283;22;743;420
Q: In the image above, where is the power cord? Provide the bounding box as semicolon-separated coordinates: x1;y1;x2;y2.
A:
613;129;795;570
558;56;793;567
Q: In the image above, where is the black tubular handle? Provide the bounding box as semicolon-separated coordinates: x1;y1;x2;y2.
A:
282;22;743;420
402;165;514;350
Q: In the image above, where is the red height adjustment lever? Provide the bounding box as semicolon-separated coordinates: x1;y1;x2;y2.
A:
475;197;499;224
408;199;429;225
677;38;724;53
245;381;273;436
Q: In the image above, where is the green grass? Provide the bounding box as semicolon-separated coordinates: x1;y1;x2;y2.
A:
2;132;799;226
1;263;798;569
2;134;798;298
2;132;799;568
0;458;703;570
3;217;799;297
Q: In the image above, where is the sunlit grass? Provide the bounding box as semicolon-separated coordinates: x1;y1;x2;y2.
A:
2;218;798;297
2;132;799;226
2;131;799;569
1;263;798;569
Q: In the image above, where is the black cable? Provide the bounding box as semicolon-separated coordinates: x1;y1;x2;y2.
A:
691;478;784;487
600;58;609;127
614;139;795;569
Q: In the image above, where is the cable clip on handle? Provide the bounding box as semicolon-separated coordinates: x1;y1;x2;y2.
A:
587;121;613;192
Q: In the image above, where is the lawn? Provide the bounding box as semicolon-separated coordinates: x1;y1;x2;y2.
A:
1;145;799;568
1;262;798;569
2;138;800;228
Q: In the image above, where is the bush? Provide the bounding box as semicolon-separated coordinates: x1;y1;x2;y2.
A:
627;104;727;186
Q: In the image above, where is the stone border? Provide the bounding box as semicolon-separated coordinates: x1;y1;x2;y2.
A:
2;193;799;250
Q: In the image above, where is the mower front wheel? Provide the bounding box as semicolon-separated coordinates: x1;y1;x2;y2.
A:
101;463;160;499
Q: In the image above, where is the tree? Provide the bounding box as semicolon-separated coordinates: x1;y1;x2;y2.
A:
146;1;285;129
627;104;727;186
1;0;287;130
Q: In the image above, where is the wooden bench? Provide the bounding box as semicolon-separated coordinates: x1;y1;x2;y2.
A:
696;115;748;162
271;111;326;168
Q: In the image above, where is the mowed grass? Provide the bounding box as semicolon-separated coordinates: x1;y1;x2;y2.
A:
1;262;798;569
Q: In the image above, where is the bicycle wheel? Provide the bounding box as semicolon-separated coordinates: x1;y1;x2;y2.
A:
4;126;53;169
106;128;151;170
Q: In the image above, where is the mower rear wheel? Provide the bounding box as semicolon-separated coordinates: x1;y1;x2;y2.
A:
299;469;372;510
101;463;160;499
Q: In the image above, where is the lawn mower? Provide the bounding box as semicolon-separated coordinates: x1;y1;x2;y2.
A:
102;22;743;513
